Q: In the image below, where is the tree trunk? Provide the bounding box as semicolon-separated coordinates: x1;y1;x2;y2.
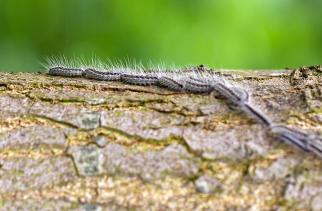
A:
0;67;321;210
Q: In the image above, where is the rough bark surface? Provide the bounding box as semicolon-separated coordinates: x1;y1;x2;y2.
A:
0;67;321;210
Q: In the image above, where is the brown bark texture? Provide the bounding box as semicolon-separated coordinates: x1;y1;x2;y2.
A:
0;66;321;210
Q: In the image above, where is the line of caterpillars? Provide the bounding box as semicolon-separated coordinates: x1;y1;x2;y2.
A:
48;65;322;158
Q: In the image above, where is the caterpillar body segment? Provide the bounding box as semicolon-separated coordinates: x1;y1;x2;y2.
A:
242;103;272;127
184;78;214;93
271;125;312;152
48;67;83;77
270;125;322;157
231;87;249;102
213;83;249;105
310;137;322;157
83;68;121;81
157;76;185;92
120;73;159;86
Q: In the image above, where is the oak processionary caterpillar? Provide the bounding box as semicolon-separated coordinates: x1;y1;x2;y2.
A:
45;57;322;159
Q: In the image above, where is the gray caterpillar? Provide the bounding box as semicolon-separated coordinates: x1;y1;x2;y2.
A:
46;61;322;159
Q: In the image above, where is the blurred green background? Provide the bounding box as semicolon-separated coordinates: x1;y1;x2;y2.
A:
0;0;321;72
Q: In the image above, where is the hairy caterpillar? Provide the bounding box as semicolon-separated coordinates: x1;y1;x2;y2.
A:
44;57;322;159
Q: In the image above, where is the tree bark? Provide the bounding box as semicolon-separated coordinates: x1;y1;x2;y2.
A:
0;67;321;210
